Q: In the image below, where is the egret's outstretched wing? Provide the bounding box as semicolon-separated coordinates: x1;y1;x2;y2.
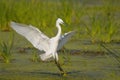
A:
10;22;50;52
57;31;75;50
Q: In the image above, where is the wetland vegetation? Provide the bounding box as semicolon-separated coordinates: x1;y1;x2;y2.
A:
0;0;120;80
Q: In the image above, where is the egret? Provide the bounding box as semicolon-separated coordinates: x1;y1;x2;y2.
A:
10;18;75;76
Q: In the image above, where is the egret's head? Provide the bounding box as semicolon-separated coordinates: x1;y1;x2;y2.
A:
56;18;64;25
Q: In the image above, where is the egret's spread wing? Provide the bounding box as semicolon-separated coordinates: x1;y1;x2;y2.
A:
57;31;75;50
10;22;50;52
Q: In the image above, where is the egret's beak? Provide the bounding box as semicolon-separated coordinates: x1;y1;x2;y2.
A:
63;23;69;27
60;22;65;27
62;21;64;24
61;21;68;27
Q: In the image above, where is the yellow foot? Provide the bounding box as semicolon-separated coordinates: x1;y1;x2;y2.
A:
63;73;67;76
60;71;67;76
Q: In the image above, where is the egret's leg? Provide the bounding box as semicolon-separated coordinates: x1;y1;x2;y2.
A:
54;54;66;76
55;53;58;61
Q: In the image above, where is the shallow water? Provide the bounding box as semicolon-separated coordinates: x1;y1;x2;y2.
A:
0;31;120;80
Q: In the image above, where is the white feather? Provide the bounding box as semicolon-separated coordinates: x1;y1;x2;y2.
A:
10;22;50;52
57;31;75;50
10;18;75;62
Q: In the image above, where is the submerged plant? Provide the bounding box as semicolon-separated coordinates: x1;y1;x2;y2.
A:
0;33;14;63
31;50;39;62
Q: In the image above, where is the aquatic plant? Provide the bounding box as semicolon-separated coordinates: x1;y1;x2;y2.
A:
0;33;14;63
31;50;39;62
85;10;119;43
0;0;120;42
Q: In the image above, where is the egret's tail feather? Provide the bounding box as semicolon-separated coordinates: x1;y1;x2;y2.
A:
40;53;53;61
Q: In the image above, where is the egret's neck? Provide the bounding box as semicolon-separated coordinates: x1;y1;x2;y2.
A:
56;23;61;38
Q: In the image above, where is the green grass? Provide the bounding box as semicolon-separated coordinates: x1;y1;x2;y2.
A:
0;0;120;42
0;33;14;63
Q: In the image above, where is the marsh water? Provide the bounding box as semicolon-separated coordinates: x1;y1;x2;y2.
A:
0;31;120;80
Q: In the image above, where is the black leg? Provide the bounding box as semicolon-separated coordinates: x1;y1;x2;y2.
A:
54;59;67;76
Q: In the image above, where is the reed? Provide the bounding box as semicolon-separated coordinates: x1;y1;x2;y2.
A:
0;33;14;63
0;0;120;42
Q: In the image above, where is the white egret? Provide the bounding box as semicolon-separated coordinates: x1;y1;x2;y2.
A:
10;18;75;76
